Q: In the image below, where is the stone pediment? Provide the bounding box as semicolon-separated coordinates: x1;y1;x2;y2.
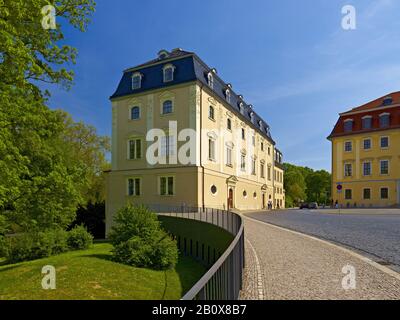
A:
226;175;238;184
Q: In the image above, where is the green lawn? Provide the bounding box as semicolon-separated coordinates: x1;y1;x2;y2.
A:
0;243;206;300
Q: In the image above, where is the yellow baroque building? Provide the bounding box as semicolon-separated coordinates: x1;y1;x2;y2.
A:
328;92;400;208
106;49;285;233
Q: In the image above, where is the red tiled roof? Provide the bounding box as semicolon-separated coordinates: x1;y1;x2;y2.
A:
328;92;400;139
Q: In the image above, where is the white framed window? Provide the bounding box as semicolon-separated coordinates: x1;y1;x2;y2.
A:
344;119;353;132
161;135;175;157
363;138;371;150
380;136;389;148
379;113;390;128
363;162;371;176
130;106;140;120
267;165;271;180
344;141;352;152
128;139;142;160
240;154;246;171
127;178;141;196
162;100;173;114
131;72;142;90
208;138;216;161
159;176;174;196
207;72;214;88
251;158;256;175
260;162;265;178
344;163;352;177
225;89;231;103
226;147;232;166
163;64;175;82
380;160;389;175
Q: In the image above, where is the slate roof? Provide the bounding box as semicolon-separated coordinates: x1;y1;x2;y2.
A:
110;49;275;144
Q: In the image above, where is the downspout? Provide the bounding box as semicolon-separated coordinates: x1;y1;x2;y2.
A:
199;84;205;210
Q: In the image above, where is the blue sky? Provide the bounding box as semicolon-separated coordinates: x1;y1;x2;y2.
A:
47;0;400;171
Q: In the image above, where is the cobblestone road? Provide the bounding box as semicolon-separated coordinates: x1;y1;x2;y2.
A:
247;209;400;272
240;215;400;300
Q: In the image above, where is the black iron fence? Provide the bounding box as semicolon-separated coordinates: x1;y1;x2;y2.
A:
149;205;245;300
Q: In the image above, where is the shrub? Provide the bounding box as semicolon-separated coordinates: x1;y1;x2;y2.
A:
109;205;178;270
69;201;105;239
67;225;93;250
6;229;69;263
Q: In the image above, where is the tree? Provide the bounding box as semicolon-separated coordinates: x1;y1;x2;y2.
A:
0;0;96;231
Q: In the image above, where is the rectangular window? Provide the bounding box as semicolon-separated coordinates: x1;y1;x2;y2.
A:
226;147;232;166
380;160;389;175
209;106;215;120
345;189;352;200
227;118;232;130
128;178;141;196
261;142;264;151
267;166;271;180
268;147;271;155
381;188;389;199
208;139;215;161
241;128;245;140
161;136;175;156
363;188;371;200
344;141;352;152
260;163;265;178
240;154;246;171
344;163;352;177
362;117;372;129
363;162;371;176
160;176;174;195
128;139;141;159
363;139;371;150
252;135;255;146
380;136;389;148
251;158;256;175
132;75;141;90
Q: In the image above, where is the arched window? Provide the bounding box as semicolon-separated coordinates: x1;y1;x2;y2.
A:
207;72;214;88
131;72;142;90
344;119;353;132
225;89;231;103
162;100;173;114
131;106;140;120
163;64;175;82
379;113;390;128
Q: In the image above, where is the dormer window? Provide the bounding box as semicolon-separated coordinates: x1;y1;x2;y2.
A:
207;72;214;89
239;102;244;114
258;120;263;130
362;115;372;129
225;89;231;103
163;64;175;82
158;49;169;60
379;113;390;128
383;96;393;106
344;119;353;132
131;72;142;90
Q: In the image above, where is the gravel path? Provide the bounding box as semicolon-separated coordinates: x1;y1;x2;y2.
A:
241;215;400;300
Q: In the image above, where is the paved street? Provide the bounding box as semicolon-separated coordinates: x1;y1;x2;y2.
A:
240;215;400;300
246;209;400;272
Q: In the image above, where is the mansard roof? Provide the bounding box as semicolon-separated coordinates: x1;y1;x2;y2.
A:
110;49;274;144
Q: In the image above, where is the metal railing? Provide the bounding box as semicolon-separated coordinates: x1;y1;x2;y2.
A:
148;205;245;300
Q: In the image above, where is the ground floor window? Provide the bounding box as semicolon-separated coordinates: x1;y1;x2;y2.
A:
160;176;174;195
363;188;371;200
380;187;389;199
345;189;352;200
128;178;141;196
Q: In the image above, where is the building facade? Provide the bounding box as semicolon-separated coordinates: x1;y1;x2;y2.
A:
274;149;285;209
106;49;284;232
328;92;400;208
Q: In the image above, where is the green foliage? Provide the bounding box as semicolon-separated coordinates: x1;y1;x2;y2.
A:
70;201;105;239
67;225;93;250
109;205;178;270
284;163;331;207
6;229;69;263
